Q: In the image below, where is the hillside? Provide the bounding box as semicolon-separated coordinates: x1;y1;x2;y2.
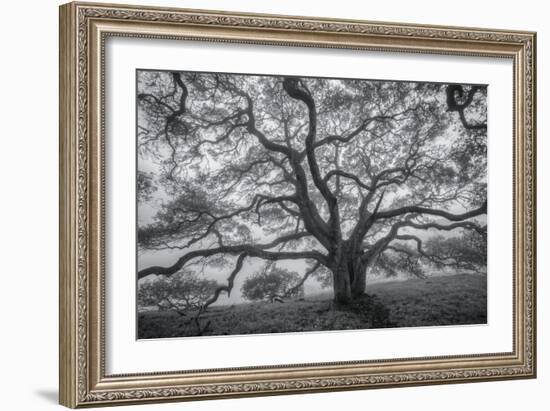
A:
138;273;487;339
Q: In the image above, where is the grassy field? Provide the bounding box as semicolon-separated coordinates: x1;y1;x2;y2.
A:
368;273;486;327
138;273;486;339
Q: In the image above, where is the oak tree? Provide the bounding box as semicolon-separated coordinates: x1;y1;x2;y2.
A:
137;71;487;306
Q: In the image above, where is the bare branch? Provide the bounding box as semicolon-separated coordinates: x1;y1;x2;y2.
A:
283;77;340;240
138;233;325;279
374;200;487;222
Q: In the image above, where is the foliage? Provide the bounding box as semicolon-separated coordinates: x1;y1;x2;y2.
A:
310;264;333;289
370;249;426;279
370;228;487;279
424;229;487;271
137;271;218;312
136;170;157;203
240;267;301;302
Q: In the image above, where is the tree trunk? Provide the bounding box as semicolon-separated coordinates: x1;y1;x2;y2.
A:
351;267;367;298
331;253;367;305
333;263;353;305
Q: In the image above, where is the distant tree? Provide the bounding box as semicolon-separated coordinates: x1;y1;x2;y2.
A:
137;71;487;306
240;262;323;302
138;271;219;335
138;278;173;311
138;271;219;312
241;267;300;303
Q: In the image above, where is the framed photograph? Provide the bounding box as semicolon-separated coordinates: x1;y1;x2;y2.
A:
59;1;536;408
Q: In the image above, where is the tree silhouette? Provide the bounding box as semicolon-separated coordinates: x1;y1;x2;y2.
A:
241;267;301;303
137;70;487;306
137;271;220;335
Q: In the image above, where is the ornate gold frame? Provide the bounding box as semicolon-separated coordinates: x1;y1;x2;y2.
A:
59;1;536;408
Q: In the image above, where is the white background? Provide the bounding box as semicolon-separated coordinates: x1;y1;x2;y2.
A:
0;0;546;410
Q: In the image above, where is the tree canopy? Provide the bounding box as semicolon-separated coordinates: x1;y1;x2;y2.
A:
136;70;487;306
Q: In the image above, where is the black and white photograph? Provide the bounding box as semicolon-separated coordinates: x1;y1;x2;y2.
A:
136;70;488;339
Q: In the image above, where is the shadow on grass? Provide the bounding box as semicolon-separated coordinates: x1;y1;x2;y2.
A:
336;294;396;328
